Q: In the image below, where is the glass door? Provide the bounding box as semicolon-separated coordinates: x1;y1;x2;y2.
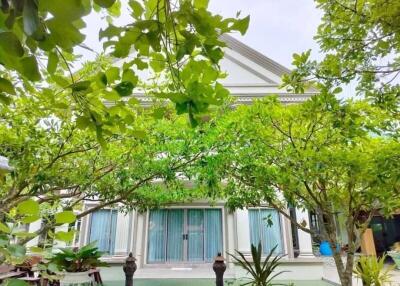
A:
147;208;223;263
166;209;184;262
187;209;204;262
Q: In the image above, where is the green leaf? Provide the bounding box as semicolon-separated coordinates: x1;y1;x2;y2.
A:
149;53;165;72
13;231;36;238
0;234;8;246
0;222;10;233
7;244;26;258
231;15;250;35
23;0;40;36
114;81;134;97
55;230;75;242
46;18;85;51
17;199;40;216
20;56;41;81
39;0;91;21
194;0;209;9
29;246;44;253
129;0;144;18
0;32;24;57
94;0;116;8
52;75;70;87
47;51;59;74
132;130;146;139
99;24;122;40
54;211;76;224
76;116;91;129
105;67;120;83
0;78;16;95
5;278;28;286
122;69;138;85
70;81;91;92
0;94;12;105
20;214;40;223
102;90;121;101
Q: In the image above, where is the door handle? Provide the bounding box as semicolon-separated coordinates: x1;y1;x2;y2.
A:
182;234;189;240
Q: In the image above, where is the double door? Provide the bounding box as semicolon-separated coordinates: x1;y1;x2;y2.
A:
147;208;223;263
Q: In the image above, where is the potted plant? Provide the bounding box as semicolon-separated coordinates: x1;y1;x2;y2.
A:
388;242;400;270
50;242;108;284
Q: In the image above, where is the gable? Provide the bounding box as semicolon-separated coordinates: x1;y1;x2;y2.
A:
219;35;315;104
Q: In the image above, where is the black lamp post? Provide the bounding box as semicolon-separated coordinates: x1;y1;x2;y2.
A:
213;252;226;286
123;253;137;286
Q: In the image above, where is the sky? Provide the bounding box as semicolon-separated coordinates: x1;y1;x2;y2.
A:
208;0;323;67
78;1;354;97
80;0;323;67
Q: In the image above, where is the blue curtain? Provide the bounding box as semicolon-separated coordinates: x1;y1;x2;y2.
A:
204;209;223;262
249;210;262;248
89;209;117;255
260;209;282;254
249;209;283;255
166;209;184;262
187;209;204;262
148;210;166;263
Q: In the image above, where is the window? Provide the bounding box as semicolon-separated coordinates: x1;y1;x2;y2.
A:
89;209;118;255
248;209;283;254
147;208;223;263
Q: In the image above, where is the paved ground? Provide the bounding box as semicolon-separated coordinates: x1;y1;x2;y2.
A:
98;258;400;285
321;257;400;286
103;279;332;286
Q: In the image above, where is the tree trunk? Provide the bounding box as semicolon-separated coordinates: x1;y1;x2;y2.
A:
324;213;354;286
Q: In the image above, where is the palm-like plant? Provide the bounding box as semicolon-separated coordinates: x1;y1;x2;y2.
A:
229;243;287;286
353;255;394;286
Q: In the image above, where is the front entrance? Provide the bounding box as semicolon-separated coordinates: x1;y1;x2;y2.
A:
147;209;223;263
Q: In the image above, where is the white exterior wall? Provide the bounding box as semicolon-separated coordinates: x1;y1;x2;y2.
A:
295;208;315;258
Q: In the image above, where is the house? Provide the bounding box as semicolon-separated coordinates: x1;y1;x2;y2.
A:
27;35;323;281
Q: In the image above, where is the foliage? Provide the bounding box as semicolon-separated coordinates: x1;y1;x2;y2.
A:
0;198;76;266
50;242;108;273
282;0;400;115
0;83;219;266
229;243;286;286
197;95;400;286
0;0;249;136
353;255;394;286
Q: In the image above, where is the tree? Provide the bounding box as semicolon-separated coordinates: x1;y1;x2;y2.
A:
0;86;216;267
200;95;400;286
0;0;249;131
283;0;400;114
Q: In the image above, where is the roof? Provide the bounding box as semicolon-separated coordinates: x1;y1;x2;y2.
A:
220;34;291;77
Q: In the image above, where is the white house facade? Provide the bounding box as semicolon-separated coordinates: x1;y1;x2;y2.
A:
28;35;323;281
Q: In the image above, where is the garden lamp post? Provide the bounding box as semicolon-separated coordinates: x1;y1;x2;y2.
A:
213;252;226;286
123;252;137;286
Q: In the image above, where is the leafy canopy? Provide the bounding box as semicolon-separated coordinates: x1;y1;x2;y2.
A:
0;0;250;136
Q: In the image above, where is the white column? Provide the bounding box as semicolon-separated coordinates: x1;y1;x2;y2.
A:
114;211;132;255
235;209;251;253
133;212;146;268
225;209;235;267
295;208;314;258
